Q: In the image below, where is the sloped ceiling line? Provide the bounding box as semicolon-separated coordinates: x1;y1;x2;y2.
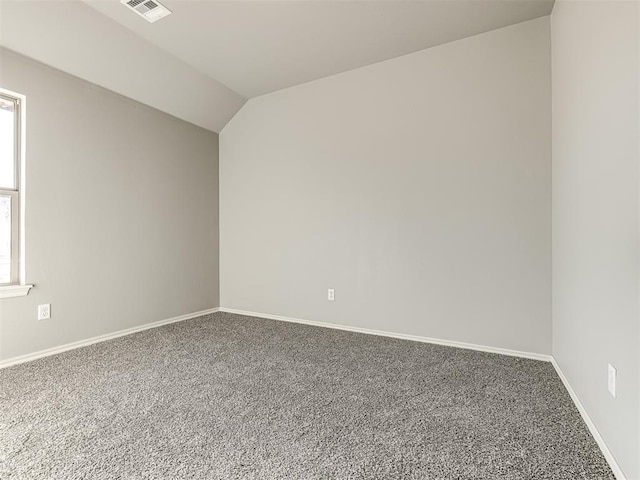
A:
0;0;553;132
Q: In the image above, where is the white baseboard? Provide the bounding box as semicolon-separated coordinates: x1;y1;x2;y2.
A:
218;307;552;362
0;307;220;369
221;307;625;478
551;359;627;480
0;305;624;479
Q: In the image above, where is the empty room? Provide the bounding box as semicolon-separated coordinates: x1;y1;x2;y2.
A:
0;0;638;478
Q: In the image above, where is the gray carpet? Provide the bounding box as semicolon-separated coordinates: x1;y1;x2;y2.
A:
1;312;614;479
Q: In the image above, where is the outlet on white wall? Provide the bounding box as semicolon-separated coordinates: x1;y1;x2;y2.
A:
327;289;335;301
607;364;616;398
38;304;51;321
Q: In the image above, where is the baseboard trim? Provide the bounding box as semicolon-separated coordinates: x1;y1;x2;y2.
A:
0;307;220;369
551;359;627;480
218;307;552;362
221;307;626;477
1;306;624;479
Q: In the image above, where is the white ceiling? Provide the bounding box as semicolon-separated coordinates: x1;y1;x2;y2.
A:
1;0;554;131
0;1;245;132
84;0;554;98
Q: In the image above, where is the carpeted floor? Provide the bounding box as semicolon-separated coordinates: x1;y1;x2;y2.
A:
0;312;614;479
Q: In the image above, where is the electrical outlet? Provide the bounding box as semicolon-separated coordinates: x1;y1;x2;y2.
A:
608;364;616;398
327;288;335;301
38;304;51;321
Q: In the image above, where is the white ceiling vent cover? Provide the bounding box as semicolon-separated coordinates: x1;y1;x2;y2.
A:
121;0;172;23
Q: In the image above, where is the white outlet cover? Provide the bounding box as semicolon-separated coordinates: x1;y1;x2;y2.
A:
38;304;51;321
607;364;616;398
328;289;335;301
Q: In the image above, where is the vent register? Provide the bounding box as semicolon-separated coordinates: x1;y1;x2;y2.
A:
121;0;172;23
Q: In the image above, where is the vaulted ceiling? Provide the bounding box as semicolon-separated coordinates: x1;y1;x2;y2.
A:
0;0;554;132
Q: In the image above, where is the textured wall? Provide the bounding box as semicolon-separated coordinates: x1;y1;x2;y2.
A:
551;1;640;478
220;18;551;355
0;49;220;361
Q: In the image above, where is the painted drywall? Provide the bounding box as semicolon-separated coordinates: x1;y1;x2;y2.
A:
0;1;245;133
0;48;220;361
551;1;640;478
220;18;551;355
84;0;553;98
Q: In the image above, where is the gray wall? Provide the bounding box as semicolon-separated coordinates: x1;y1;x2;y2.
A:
0;49;220;362
551;1;640;478
220;18;551;355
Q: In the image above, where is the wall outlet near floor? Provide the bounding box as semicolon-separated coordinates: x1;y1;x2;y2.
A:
607;364;616;398
38;304;51;321
327;288;335;301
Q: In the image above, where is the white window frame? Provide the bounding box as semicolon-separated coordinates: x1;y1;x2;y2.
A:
0;87;32;299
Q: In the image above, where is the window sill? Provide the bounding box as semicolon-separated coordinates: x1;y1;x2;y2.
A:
0;284;33;299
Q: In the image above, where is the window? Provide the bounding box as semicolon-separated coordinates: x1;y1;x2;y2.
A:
0;88;31;298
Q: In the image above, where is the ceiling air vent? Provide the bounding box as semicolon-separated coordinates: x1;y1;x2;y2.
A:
121;0;172;23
